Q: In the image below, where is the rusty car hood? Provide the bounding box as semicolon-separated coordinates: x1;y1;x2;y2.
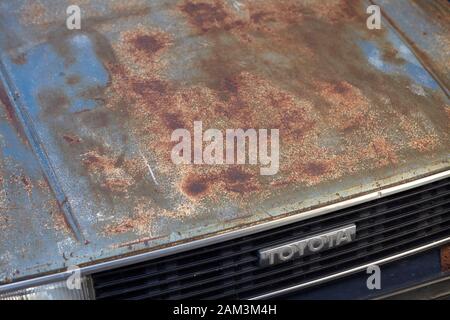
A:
0;0;449;284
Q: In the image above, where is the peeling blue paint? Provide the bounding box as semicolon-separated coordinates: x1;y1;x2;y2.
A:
358;29;439;90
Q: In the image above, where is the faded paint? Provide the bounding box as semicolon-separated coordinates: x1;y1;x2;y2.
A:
0;0;449;284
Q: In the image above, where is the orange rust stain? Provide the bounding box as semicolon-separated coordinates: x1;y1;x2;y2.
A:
163;112;186;131
132;79;167;96
0;82;29;142
105;218;135;235
37;89;70;114
0;82;16;122
179;165;260;201
81;151;135;193
369;137;399;167
175;0;326;58
19;0;47;26
104;200;180;236
0;215;8;232
306;0;364;23
381;47;405;65
65;75;81;85
179;0;236;33
11;53;27;65
62;134;82;144
20;175;32;195
178;0;311;37
49;205;69;232
181;175;210;200
117;27;173;69
222;167;258;194
304;162;330;177
409;135;439;153
8;174;33;196
317;80;374;132
132;34;166;56
441;244;450;273
78;0;448;214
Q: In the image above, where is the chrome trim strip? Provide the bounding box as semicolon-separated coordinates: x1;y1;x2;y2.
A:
373;275;450;300
1;169;450;294
250;236;450;299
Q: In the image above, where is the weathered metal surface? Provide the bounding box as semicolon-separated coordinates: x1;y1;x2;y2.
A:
373;0;450;94
0;0;449;284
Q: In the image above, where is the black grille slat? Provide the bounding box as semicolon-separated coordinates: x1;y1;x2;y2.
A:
130;224;450;300
97;212;450;299
93;180;450;282
197;228;450;300
95;191;450;287
93;176;450;299
94;197;450;294
94;193;450;290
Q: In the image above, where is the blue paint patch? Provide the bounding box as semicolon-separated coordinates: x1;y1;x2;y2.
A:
359;40;395;73
0;122;41;175
358;30;438;90
4;33;109;115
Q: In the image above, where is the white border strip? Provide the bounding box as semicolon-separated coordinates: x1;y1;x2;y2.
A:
1;170;450;294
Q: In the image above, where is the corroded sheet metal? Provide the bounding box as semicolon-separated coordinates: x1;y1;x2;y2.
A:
0;0;449;283
373;0;450;93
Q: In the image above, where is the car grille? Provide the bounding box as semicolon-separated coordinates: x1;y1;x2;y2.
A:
92;177;450;299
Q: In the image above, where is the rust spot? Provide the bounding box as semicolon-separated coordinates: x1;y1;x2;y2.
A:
132;34;165;55
381;47;405;65
181;175;212;199
82;152;107;167
11;174;33;195
250;11;270;24
304;162;328;176
49;206;70;232
441;244;450;272
180;166;258;199
409;135;439;152
223;167;255;193
38;88;70;114
19;0;47;26
104;199;162;236
221;77;239;97
333;82;350;94
163;112;185;130
11;53;27;65
370;137;398;166
81;151;135;193
180;1;230;32
225;167;251;183
65;75;81;85
0;215;8;232
78;85;107;105
62;134;82;144
309;0;364;23
0;82;28;141
0;82;16;122
106;219;135;235
132;79;167;96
